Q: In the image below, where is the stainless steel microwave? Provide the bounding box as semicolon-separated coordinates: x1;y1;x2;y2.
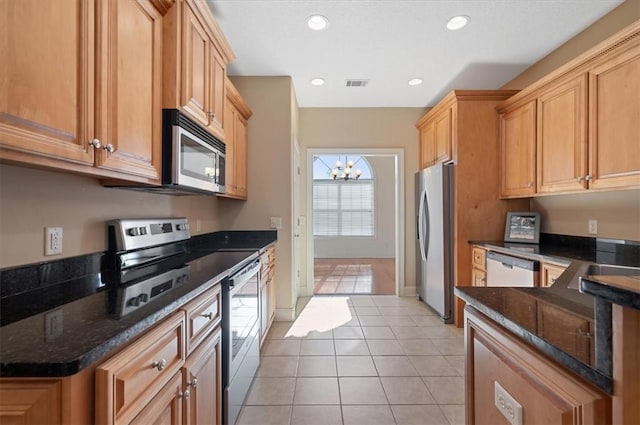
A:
161;109;225;195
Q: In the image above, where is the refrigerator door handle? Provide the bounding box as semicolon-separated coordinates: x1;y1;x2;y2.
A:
423;192;430;261
418;191;428;262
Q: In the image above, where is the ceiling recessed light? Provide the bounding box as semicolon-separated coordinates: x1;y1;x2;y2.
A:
307;15;328;31
311;78;325;86
446;15;469;31
408;78;423;86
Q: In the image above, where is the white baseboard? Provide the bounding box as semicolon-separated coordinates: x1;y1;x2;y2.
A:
274;308;296;322
402;285;417;297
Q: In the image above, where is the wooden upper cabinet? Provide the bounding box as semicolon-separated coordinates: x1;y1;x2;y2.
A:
0;0;165;183
94;0;163;180
536;74;588;193
419;121;436;169
434;108;452;164
0;0;94;166
588;44;640;190
220;77;251;200
499;100;537;198
417;106;451;169
165;0;233;142
497;21;640;197
181;4;211;130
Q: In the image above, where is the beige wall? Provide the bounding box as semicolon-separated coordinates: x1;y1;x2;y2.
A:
0;164;222;268
299;107;426;294
314;155;396;259
222;76;297;319
531;190;640;241
502;2;640;241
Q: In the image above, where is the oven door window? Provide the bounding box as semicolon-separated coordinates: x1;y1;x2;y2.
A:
180;134;219;183
230;275;259;361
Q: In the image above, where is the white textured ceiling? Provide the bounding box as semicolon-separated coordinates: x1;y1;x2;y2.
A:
207;0;624;108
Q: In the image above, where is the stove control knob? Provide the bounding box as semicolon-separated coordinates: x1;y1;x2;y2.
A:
127;297;140;307
138;294;149;303
139;227;147;235
127;227;139;236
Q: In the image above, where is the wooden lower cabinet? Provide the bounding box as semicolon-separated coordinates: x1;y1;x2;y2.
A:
182;329;222;425
465;306;610;424
130;372;184;425
471;246;487;287
0;380;62;424
259;246;276;344
541;262;567;288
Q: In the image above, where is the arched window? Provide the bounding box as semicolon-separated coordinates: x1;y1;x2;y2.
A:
312;155;374;236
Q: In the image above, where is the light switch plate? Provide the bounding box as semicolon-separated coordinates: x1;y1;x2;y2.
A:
494;381;523;425
270;217;282;229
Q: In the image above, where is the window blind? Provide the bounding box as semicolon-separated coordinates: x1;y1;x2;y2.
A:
313;179;374;236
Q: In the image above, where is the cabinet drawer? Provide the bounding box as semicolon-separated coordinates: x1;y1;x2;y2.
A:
541;263;567;288
95;311;186;425
183;284;221;355
472;247;486;270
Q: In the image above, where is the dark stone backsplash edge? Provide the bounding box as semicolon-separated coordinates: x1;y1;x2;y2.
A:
0;230;277;299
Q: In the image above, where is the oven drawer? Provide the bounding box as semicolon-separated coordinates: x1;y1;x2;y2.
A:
95;311;186;425
183;284;221;355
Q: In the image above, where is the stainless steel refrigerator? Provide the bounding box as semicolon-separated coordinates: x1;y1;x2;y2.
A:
415;162;454;323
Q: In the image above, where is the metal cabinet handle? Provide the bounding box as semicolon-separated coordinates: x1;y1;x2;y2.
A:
576;176;584;182
103;143;115;153
577;328;592;338
549;278;556;284
188;378;198;389
88;139;101;149
152;358;167;371
208;111;216;119
181;389;190;400
585;175;592;181
201;312;214;320
527;182;533;188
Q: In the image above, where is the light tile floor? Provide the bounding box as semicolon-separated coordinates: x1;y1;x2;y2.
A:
237;295;465;425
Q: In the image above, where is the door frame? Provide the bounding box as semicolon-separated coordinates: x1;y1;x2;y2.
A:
304;148;405;296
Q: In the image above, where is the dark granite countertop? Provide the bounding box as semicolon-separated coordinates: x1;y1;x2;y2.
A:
0;231;277;377
459;234;640;394
580;274;640;311
456;286;612;393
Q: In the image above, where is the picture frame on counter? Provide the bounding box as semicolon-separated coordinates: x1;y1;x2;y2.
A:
504;212;541;244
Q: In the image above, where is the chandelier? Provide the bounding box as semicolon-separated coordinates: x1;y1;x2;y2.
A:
331;157;361;180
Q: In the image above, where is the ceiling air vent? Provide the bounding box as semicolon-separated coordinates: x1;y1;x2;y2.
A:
345;79;369;87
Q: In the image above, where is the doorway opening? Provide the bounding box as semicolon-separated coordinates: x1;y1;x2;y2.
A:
306;149;404;296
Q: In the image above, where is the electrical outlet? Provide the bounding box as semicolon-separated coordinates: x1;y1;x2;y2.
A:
270;217;282;229
588;219;598;235
45;227;63;256
44;308;63;341
494;381;523;425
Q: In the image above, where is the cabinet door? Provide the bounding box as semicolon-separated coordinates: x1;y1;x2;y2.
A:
183;329;221;425
471;269;486;287
419;122;436;169
0;0;94;165
588;47;640;190
0;381;61;424
235;114;248;197
434;108;452;164
223;97;238;196
499;101;537;197
95;0;162;180
208;48;226;139
260;282;269;344
537;75;588;193
268;270;276;324
181;3;210;129
537;303;593;365
130;372;183;425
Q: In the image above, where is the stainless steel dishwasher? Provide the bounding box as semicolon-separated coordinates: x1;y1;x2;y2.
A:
486;251;539;287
